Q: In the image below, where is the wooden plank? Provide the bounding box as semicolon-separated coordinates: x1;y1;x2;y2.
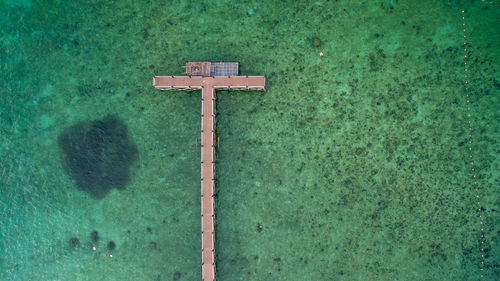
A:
153;76;265;90
201;85;215;281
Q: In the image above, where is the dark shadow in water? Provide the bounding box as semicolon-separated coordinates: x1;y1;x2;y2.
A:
58;115;138;199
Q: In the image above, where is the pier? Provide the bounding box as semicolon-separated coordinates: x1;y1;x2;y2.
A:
153;61;265;281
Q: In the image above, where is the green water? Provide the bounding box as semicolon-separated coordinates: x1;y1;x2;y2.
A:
0;0;498;280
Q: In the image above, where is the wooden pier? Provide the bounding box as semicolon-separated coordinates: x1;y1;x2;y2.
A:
153;62;265;281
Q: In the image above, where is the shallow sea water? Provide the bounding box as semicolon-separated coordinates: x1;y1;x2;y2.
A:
0;0;498;280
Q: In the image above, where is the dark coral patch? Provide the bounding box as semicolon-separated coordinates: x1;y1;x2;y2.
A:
91;231;99;243
69;237;80;247
107;241;116;250
58;115;138;199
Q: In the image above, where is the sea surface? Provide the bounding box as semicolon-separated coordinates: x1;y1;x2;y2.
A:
0;0;498;280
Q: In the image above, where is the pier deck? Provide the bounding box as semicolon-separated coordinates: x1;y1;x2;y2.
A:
153;68;265;281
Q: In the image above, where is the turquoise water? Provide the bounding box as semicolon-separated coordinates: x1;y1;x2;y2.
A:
0;0;498;280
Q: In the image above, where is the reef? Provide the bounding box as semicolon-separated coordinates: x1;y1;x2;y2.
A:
107;241;116;250
90;231;99;243
69;237;80;247
313;38;321;47
58;115;138;199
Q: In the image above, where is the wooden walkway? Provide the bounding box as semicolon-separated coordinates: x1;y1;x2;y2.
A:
153;74;265;281
153;76;266;91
